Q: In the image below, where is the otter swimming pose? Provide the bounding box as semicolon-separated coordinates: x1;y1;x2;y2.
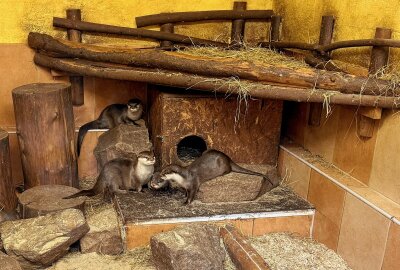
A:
150;149;274;204
65;151;155;201
77;99;143;156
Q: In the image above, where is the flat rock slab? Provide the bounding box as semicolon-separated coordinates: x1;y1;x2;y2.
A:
18;185;86;218
0;209;89;267
150;224;225;270
117;186;313;224
197;165;279;203
0;251;22;270
80;204;123;255
94;120;152;167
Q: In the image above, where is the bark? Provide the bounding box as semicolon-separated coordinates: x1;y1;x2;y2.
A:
12;83;78;188
28;32;397;96
33;53;400;109
0;130;17;211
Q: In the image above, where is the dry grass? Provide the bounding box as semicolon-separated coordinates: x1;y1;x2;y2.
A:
181;45;310;69
250;233;352;270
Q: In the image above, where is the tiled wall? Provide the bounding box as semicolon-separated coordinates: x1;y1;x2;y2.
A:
278;144;400;270
284;102;400;205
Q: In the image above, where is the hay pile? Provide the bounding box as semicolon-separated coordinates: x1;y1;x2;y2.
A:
181;46;309;69
47;248;154;270
250;233;352;270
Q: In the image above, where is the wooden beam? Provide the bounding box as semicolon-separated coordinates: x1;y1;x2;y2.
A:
159;23;175;48
308;15;335;126
66;9;84;106
358;27;392;138
221;225;270;270
28;32;398;96
32;53;400;109
231;2;247;46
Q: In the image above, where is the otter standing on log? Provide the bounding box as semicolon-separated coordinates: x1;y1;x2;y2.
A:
77;99;143;156
65;151;155;201
150;149;274;204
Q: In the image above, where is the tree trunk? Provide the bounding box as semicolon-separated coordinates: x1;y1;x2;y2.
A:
18;185;85;218
33;53;400;109
12;83;78;188
28;32;397;96
0;129;17;211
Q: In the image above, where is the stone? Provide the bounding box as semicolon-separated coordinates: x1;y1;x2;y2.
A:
0;209;89;267
150;224;225;270
94;120;152;167
80;204;123;255
196;165;279;203
0;251;22;270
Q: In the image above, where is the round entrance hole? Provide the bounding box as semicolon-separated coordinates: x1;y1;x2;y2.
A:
177;135;207;163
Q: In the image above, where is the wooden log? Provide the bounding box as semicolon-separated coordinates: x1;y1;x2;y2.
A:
33;53;400;109
28;32;397;96
18;185;86;218
358;28;392;138
221;225;270;270
12;83;78;189
66;9;84;106
231;2;247;46
260;38;400;54
270;15;282;42
135;10;274;27
308;15;335;126
160;23;174;48
53;17;228;47
0;130;17;212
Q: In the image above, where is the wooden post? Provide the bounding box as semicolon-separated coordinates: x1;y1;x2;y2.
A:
270;15;282;42
309;15;335;127
0;129;18;211
160;23;175;48
12;83;78;189
358;27;392;138
221;225;270;270
231;1;247;46
66;9;84;106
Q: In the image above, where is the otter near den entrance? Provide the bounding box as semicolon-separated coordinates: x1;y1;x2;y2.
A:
176;135;207;163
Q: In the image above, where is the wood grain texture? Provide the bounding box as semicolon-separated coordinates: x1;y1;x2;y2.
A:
0;129;17;211
12;83;78;188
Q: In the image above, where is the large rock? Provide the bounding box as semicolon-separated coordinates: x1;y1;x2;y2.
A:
150;224;225;270
0;209;89;267
0;251;22;270
94;120;152;167
196;165;279;203
80;204;123;255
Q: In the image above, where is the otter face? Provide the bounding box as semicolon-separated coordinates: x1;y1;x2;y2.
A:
138;155;156;166
149;172;168;189
128;103;141;112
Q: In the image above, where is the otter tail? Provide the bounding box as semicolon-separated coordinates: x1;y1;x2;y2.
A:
77;121;99;156
63;189;96;199
230;162;274;186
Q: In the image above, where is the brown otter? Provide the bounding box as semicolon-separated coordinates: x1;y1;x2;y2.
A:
65;151;155;201
77;99;143;156
150;149;274;204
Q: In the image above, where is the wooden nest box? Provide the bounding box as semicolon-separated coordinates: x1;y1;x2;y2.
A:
148;86;283;169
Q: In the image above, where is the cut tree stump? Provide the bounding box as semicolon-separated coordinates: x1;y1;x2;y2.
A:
0;129;17;212
0;209;89;267
94;120;152;167
18;185;86;218
12;83;78;188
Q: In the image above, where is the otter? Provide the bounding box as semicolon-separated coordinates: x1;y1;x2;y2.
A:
77;99;143;156
150;149;274;204
65;151;155;201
